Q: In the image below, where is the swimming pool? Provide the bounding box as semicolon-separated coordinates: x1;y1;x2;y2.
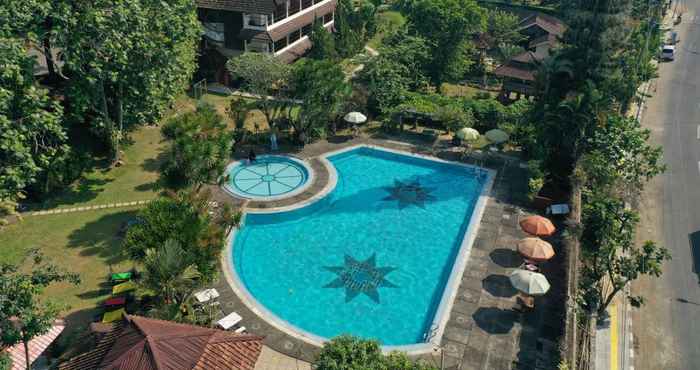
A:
228;146;493;349
223;156;312;200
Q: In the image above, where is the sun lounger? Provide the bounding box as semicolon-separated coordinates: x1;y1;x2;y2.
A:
112;281;136;295
104;297;126;308
217;312;242;330
110;272;132;283
194;288;220;304
102;308;126;323
546;204;570;215
234;326;247;334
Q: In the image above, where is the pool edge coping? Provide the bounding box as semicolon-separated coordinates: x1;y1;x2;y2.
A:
221;144;497;355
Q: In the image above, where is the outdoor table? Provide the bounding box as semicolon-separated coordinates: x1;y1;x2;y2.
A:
112;281;136;295
104;297;126;308
102;308;126;323
217;312;242;330
194;288;220;304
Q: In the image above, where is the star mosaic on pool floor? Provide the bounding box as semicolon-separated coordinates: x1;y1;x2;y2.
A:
382;179;436;209
323;254;398;303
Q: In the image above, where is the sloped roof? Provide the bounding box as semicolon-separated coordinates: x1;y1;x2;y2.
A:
493;64;536;81
195;0;280;14
59;315;263;370
518;14;566;37
5;320;65;370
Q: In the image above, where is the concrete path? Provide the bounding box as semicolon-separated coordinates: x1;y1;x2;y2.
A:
254;346;311;370
26;200;149;216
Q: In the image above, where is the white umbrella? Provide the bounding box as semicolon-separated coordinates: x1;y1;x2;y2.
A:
509;269;550;296
344;112;367;124
456;127;479;141
485;129;509;143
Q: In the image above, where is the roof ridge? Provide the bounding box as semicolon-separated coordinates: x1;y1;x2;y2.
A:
145;335;165;370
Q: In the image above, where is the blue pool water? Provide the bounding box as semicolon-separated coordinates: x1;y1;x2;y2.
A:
225;156;310;199
231;147;488;345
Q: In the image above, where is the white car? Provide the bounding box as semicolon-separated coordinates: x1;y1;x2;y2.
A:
662;45;675;61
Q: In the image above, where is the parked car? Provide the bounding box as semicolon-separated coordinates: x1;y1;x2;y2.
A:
662;45;676;61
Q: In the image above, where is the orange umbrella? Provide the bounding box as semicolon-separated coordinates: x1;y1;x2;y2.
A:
517;237;555;262
519;215;556;236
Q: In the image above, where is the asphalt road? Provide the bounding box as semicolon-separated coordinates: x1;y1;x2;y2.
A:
633;1;700;369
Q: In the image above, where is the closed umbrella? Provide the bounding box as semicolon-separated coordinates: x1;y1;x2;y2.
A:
517;237;555;262
509;269;550;296
344;112;367;124
456;127;479;141
519;215;556;236
485;129;509;143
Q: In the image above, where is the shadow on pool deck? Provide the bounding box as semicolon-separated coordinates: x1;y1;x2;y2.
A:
208;136;566;370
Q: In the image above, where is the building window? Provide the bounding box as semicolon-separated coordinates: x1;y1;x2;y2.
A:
248;14;267;27
302;23;312;36
289;29;301;43
273;2;287;23
274;37;288;52
323;12;333;24
301;0;313;10
289;0;301;15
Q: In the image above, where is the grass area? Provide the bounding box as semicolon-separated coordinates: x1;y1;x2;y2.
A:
0;208;138;313
367;10;406;50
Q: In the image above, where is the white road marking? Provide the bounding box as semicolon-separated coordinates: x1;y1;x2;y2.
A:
697;125;700;139
697;161;700;174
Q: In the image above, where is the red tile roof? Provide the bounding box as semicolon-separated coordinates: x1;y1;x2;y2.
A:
5;321;65;370
59;315;263;370
493;64;536;81
518;14;566;37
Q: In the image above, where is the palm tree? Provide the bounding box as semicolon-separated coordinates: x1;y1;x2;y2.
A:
140;239;202;306
536;54;574;98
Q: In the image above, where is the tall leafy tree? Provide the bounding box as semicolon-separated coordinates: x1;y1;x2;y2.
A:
399;0;486;83
315;335;436;370
141;239;202;305
226;52;291;125
59;0;201;162
290;59;351;141
0;250;80;370
308;20;338;61
334;0;376;58
0;37;67;204
160;103;234;189
124;189;240;281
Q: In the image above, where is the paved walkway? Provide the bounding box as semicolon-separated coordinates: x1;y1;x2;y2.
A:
254;346;311;370
26;200;149;216
210;135;566;369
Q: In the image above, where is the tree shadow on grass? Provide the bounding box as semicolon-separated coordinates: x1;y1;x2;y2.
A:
67;210;137;266
141;150;168;173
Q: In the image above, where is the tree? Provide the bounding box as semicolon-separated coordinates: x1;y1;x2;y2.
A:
334;0;376;58
290;59;351;142
579;194;671;317
124;189;240;281
0;250;80;370
0;37;67;204
59;0;200;162
435;105;474;133
315;335;436;370
0;0;69;80
380;27;432;90
400;0;486;83
309;20;338;60
160;103;234;189
141;239;202;306
485;9;526;49
226;52;291;125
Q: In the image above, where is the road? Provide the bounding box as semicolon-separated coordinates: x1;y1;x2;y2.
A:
633;1;700;369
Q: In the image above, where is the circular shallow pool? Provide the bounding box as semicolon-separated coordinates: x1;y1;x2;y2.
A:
224;156;312;200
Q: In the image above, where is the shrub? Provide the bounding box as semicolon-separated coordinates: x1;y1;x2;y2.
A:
315;335;437;370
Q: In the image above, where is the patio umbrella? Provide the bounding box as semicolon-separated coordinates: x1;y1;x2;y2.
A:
344;112;367;124
517;237;555;262
485;129;509;144
509;269;550;296
456;127;479;141
519;215;556;236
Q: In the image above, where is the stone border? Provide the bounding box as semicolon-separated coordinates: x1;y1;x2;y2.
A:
221;144;496;355
221;155;316;202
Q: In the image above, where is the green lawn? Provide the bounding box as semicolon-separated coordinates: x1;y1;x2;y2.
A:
440;83;495;99
367;11;406;50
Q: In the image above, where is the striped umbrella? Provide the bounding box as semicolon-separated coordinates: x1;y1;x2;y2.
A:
517;237;555;262
519;215;556;236
509;269;550;296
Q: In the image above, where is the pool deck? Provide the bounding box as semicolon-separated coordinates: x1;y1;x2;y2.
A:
208;136;566;370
